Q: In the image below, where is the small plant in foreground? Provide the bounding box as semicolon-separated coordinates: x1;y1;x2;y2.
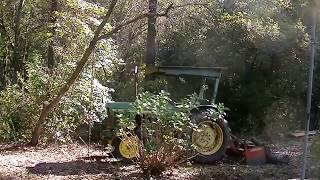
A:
117;91;200;176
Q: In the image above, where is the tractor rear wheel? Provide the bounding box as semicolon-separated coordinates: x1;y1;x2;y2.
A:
191;110;230;163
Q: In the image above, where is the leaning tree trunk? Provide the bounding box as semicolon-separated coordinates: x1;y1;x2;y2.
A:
145;0;157;66
29;0;118;146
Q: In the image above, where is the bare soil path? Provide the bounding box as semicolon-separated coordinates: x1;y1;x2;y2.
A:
0;138;304;180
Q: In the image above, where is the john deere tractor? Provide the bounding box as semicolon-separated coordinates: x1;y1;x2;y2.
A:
100;65;230;164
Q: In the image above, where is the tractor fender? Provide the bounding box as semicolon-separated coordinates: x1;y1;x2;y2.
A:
190;105;228;124
191;105;217;114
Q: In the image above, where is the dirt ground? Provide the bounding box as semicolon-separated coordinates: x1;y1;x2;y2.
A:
0;137;307;180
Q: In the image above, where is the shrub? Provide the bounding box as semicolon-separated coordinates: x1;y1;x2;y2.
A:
117;91;201;176
0;56;113;143
0;85;34;142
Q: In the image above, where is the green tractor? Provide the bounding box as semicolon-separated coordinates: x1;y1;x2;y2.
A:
102;65;230;163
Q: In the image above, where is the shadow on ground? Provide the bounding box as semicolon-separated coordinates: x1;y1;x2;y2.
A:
0;144;33;152
27;157;142;178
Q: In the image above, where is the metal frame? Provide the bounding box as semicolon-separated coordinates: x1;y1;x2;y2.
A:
149;66;224;104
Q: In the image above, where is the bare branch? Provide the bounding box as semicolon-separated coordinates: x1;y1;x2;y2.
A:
173;2;210;9
157;3;174;17
98;13;148;40
98;3;175;40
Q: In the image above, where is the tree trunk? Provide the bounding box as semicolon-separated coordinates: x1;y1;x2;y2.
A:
0;19;7;89
22;29;29;79
0;49;4;90
47;0;58;69
12;0;25;83
47;41;55;69
29;0;118;146
145;0;157;66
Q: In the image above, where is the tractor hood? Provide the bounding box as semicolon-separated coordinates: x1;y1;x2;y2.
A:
106;102;133;112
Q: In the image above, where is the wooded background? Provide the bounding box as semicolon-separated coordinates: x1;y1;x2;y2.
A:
0;0;319;144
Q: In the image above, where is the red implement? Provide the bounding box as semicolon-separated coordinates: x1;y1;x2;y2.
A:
244;146;267;165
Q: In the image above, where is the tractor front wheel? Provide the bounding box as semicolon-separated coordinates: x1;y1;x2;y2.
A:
111;135;139;160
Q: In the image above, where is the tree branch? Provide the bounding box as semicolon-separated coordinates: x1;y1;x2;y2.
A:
157;3;174;17
98;13;148;40
98;3;175;40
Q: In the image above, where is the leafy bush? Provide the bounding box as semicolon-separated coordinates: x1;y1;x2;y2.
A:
0;85;34;142
117;91;201;176
0;55;113;143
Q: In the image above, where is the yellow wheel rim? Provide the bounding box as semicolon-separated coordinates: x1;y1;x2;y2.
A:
119;136;139;159
192;121;224;155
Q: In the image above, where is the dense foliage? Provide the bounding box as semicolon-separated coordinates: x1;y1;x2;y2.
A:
0;0;118;143
157;0;311;134
0;51;114;143
1;1;319;179
0;0;319;143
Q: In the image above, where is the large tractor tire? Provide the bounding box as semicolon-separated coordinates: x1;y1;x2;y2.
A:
191;109;230;163
111;135;139;161
111;125;141;161
111;114;142;160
